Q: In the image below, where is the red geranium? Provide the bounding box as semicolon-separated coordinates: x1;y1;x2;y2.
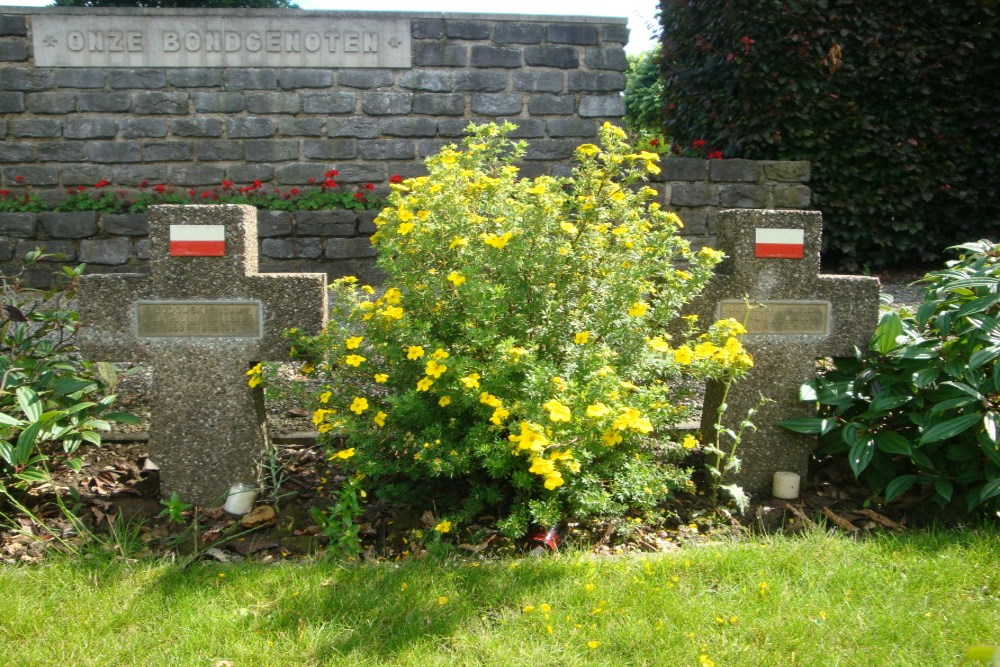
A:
389;174;403;184
290;188;300;195
94;179;109;188
325;169;339;178
221;179;233;190
693;139;707;149
154;184;166;193
708;151;724;160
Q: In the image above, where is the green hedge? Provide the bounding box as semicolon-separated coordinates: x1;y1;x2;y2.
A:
658;0;999;269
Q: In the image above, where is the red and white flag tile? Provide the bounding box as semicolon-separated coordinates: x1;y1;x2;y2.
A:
169;224;225;257
754;228;804;259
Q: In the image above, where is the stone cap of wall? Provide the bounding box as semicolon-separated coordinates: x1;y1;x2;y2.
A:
0;7;628;24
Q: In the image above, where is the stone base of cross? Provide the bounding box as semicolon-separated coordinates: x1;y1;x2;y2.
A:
688;209;880;499
78;205;327;507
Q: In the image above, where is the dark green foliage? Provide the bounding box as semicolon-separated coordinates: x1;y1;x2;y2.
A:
782;241;1000;512
624;47;666;135
52;0;298;8
0;254;136;489
658;0;1000;269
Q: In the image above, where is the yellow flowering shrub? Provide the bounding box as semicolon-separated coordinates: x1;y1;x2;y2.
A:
288;122;752;536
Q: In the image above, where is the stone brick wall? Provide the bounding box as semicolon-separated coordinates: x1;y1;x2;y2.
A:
0;8;810;285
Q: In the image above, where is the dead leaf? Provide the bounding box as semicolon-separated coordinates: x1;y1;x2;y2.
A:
240;505;276;528
856;508;904;531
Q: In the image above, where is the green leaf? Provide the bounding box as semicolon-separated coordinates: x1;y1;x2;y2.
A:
779;417;836;434
875;431;912;455
14;469;49;484
884;474;917;502
15;386;42;422
969;347;1000;370
984;412;1000;445
845;425;874;477
0;412;24;427
0;440;13;464
912;367;940;389
979;478;1000;503
873;310;904;355
918;413;982;445
930;395;976;414
798;381;818;402
939;381;984;400
934;477;954;504
104;411;140;425
52;377;94;397
870;394;911;412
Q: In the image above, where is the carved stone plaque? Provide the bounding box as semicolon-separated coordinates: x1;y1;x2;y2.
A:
32;15;411;68
137;301;261;337
717;300;830;335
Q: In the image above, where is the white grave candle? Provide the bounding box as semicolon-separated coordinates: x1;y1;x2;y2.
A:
223;483;258;515
772;471;801;499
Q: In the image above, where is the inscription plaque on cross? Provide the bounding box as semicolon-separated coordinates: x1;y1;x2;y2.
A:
689;209;880;498
78;205;327;506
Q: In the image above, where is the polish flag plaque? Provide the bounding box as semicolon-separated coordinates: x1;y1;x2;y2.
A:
169;224;225;257
754;228;805;259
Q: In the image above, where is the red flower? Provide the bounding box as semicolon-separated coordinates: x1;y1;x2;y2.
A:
139;180;149;188
0;189;8;196
76;185;85;192
363;183;375;191
740;35;755;53
389;174;403;184
290;188;300;196
325;169;339;178
94;179;109;188
154;184;166;193
708;151;724;160
14;175;25;183
252;179;263;189
323;179;337;189
188;189;196;196
353;192;366;201
308;177;317;184
221;179;233;190
649;139;660;147
693;139;707;149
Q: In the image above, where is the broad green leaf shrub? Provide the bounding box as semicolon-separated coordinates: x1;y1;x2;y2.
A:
783;241;1000;513
288;122;753;537
0;254;136;490
658;0;999;269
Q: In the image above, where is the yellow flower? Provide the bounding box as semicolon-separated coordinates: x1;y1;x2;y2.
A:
397;206;413;222
508;347;528;360
586;403;611;418
407;345;425;360
373;411;387;427
674;347;694;364
522;604;536;613
648;336;671;352
447;272;466;286
331;448;355;460
434;520;451;533
416;377;434;392
612;407;653;434
574;331;590;345
431;348;449;360
576;143;600;157
682;434;699;450
425;359;448;379
300;363;315;375
319;391;332;404
460;373;481;389
345;354;366;367
382;305;404;320
560;221;579;235
345;336;363;349
544;473;564;490
349;397;369;414
246;363;263;388
397;222;414;235
508;421;550;453
312;408;335;426
383;287;402;304
479;392;502;408
544;399;572;423
482;231;513;249
587;641;601;649
438;596;448;605
490;407;510;425
439;396;452;407
374;373;389;383
539;603;551;613
449;237;468;249
627;301;648;317
529;458;556;475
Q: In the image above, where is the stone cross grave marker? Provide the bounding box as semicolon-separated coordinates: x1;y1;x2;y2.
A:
688;209;880;498
78;205;327;506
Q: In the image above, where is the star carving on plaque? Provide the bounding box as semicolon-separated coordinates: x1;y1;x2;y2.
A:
388;37;401;48
43;35;58;47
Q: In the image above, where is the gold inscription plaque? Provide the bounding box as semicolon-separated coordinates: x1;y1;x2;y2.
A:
718;300;830;335
137;301;261;337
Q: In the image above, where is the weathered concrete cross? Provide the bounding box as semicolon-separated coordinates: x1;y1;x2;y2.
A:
689;209;879;498
78;205;327;506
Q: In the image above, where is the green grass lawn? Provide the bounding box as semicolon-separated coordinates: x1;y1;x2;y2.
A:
1;528;997;666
